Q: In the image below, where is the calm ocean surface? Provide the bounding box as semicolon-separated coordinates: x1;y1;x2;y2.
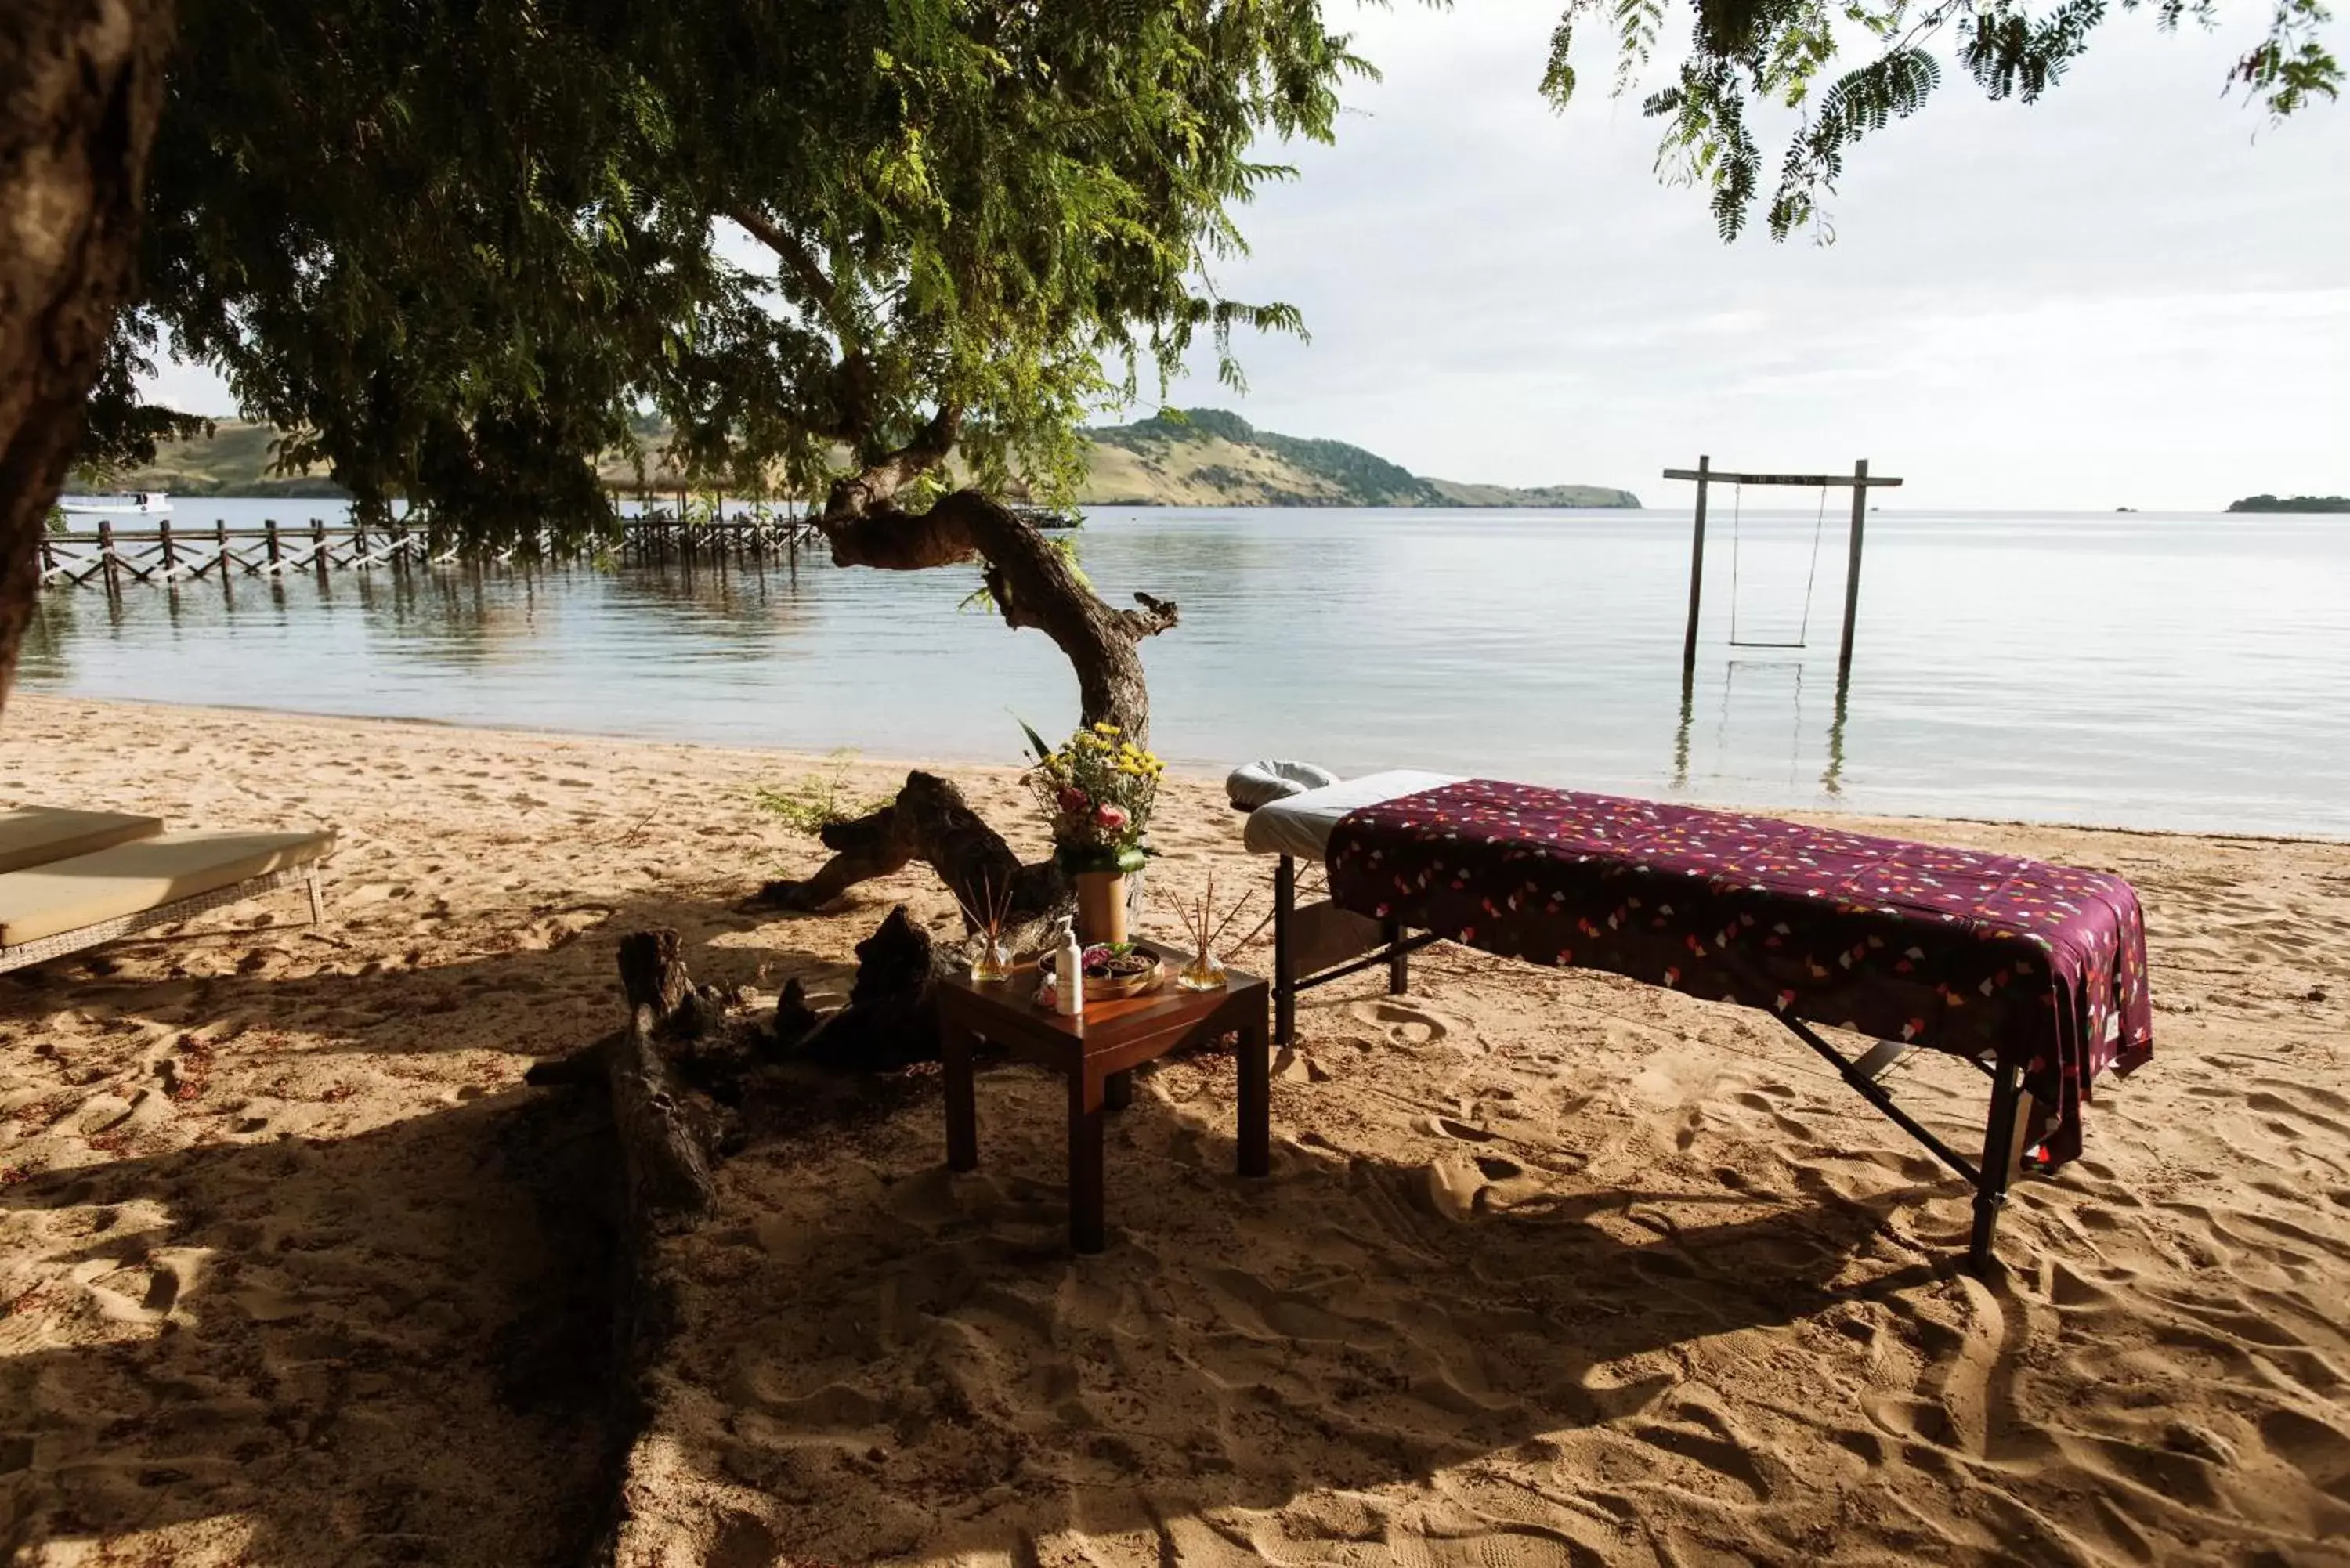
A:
24;502;2349;836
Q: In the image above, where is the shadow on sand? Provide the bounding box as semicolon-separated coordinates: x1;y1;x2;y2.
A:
635;1033;1956;1566
0;899;855;1566
3;904;1962;1566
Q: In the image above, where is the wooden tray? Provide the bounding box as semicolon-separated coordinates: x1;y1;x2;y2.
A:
1038;948;1164;1002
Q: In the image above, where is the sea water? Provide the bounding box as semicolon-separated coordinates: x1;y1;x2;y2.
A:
23;503;2349;836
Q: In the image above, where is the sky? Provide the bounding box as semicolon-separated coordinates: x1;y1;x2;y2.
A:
140;0;2348;509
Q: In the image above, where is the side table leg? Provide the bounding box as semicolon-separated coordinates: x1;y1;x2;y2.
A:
944;1021;979;1172
1104;1068;1134;1111
1238;1008;1271;1179
1069;1067;1108;1252
1274;855;1297;1046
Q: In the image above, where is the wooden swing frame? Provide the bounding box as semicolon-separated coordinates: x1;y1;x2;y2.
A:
1665;457;1904;683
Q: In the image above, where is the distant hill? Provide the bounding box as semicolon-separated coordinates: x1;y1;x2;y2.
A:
2226;494;2349;514
1079;408;1640;508
80;421;347;497
87;410;1642;510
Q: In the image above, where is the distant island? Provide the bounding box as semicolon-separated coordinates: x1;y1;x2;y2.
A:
2226;494;2350;514
80;407;1641;511
1079;408;1641;508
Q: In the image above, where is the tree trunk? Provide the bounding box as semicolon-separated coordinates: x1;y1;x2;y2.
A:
0;0;175;713
728;388;1182;934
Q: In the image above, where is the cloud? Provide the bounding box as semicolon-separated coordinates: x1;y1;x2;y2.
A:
1153;0;2350;508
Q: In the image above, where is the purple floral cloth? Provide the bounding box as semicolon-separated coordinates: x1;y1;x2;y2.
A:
1325;781;2152;1166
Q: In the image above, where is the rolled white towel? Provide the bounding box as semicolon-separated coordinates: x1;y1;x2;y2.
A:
1226;759;1342;812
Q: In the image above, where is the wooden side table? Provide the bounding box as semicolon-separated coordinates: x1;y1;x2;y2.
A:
938;938;1271;1252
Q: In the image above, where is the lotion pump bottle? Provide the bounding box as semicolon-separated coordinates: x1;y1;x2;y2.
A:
1054;916;1085;1017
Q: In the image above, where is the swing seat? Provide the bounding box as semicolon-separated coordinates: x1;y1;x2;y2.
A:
1726;479;1829;652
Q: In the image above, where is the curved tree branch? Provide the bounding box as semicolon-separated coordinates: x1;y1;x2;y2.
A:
1120;591;1180;641
727;204;847;339
786;404;1181;927
822;403;963;519
825;486;1177;740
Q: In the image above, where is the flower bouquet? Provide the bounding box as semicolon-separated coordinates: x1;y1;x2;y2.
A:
1023;720;1164;944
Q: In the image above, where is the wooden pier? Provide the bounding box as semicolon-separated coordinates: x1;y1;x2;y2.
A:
36;511;823;591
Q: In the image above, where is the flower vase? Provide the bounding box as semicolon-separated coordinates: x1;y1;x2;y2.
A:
1074;870;1128;947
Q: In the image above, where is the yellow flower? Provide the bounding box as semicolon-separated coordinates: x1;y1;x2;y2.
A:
1093;721;1119;735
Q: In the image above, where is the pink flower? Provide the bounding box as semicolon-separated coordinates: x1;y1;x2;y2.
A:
1057;786;1090;816
1094;803;1129;831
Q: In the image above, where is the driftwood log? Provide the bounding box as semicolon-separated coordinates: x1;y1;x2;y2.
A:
609;1002;716;1223
774;905;944;1072
750;769;1073;957
526;928;728;1229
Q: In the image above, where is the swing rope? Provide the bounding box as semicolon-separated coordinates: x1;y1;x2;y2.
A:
1727;481;1831;649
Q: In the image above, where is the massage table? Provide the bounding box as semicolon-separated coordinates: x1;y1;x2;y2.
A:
1238;771;2153;1274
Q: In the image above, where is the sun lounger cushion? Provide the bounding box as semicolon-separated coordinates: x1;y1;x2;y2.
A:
1240;770;1462;861
0;830;334;947
0;806;163;875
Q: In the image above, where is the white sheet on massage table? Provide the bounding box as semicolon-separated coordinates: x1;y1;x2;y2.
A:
1240;770;1462;862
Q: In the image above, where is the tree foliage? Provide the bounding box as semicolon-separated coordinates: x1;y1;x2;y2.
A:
1542;0;2341;240
95;0;2341;520
107;0;1365;540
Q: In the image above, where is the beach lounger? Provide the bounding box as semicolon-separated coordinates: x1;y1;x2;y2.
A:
1236;771;2153;1274
0;829;334;973
0;805;164;873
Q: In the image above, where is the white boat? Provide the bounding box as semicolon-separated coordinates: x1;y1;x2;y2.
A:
58;491;172;516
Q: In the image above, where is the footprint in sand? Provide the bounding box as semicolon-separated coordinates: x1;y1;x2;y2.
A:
1274;1049;1332;1084
2261;1407;2350;1492
79;1250;200;1324
1416;1113;1496;1143
1345;998;1464;1051
1419;1154;1489;1221
2254;1077;2350;1115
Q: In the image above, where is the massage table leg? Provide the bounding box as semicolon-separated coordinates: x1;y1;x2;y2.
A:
1969;1058;2026;1276
1775;1010;2031;1277
1274;855;1296;1045
1385;918;1408;995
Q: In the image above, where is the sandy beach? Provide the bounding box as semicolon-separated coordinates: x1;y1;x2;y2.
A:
2;695;2346;1567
